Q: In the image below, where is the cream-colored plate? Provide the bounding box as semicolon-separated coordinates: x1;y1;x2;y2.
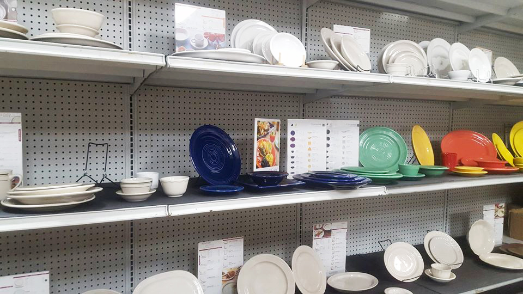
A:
134;271;204;294
479;253;523;270
8;184;95;196
8;187;102;205
14;182;82;191
2;195;95;212
327;272;378;292
468;220;495;256
0;20;28;34
384;242;424;282
424;269;456;283
424;231;463;269
292;245;326;294
238;254;295;294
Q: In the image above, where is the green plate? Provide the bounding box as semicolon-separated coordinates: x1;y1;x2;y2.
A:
359;127;408;172
399;173;426;181
366;173;404;184
352;172;399;176
340;166;391;174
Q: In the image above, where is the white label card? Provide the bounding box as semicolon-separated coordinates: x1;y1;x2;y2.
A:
326;120;359;170
312;222;348;277
287;119;327;176
0;271;49;294
0;113;23;175
333;25;371;54
483;203;505;246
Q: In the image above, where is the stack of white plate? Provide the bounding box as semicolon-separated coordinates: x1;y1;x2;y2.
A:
2;183;101;212
378;40;427;76
321;28;371;72
424;231;464;269
493;57;523;85
0;20;29;40
31;8;122;49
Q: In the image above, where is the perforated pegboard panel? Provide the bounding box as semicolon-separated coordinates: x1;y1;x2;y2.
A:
18;0;127;49
132;0;301;54
446;185;518;237
452;105;523;140
0;222;129;294
458;30;523;77
134;86;301;177
132;205;298;288
305;97;451;164
0;78;129;185
306;1;457;72
301;192;446;255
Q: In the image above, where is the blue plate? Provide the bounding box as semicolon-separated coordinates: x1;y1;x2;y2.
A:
308;171;359;180
293;175;371;189
247;171;288;186
238;178;305;190
299;173;368;183
190;125;241;185
200;185;244;194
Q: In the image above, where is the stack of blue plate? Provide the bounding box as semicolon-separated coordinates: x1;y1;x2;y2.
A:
293;171;371;189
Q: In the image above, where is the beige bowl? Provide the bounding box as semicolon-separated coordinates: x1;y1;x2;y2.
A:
56;24;99;37
120;178;152;194
52;8;105;31
160;176;189;197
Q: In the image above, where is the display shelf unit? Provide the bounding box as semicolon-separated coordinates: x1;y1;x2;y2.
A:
0;39;165;85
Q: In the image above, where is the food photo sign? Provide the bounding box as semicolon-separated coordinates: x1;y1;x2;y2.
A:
175;3;226;52
254;118;280;171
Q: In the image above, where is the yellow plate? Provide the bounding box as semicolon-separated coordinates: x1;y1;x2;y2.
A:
514;130;523;158
453;171;488;177
454;166;484;172
510;121;523;156
492;133;515;167
412;125;434;165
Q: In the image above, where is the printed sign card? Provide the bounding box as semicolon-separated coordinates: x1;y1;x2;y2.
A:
287;119;327;176
0;271;49;294
333;25;371;54
0;113;22;175
312;222;348;277
484;203;505;246
326;120;359;170
175;3;226;52
254;118;281;172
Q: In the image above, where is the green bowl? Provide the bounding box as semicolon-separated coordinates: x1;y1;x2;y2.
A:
419;165;448;177
398;164;420;176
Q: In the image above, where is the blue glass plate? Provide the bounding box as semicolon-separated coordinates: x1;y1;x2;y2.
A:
309;171;359;180
190;125;241;185
293;175;371;188
200;185;244;194
237;178;305;190
299;173;368;183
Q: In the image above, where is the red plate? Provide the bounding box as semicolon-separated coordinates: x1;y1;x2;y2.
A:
475;159;508;168
483;166;519;174
441;130;497;166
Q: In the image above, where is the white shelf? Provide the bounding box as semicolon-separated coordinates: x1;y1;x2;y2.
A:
0;39;165;84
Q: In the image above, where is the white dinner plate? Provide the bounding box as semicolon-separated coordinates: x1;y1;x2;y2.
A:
424;231;463;269
329;32;356;71
8;186;101;205
390;51;426;76
479;253;523;270
270;33;306;67
384;287;413;294
327;272;378;292
8;184;95;196
173;50;266;64
340;34;371;71
427;38;451;78
494;57;520;79
469;48;491;83
252;31;276;56
261;34;275;64
0;20;28;34
384;242;424;282
231;19;258;48
14;183;82;191
449;42;470;71
320;28;351;71
0;26;28;40
134;271;204;294
32;33;122;49
468;219;495;256
218;48;251;53
378;42;392;73
493;78;521;85
235;20;276;51
238;254;295;294
382;40;426;74
292;245;326;294
424;269;456;283
2;195;95;212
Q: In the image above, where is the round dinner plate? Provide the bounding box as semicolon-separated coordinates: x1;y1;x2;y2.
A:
0;26;28;40
320;28;351;71
482;166;519;174
424;231;464;269
513;129;523;158
32;33;122;49
231;19;258;48
384;287;413;294
390;51;426;76
340;167;391;174
270;33;306;67
468;220;495;256
0;20;28;34
173;50;267;64
494;57;520;79
359;127;408;172
449;42;470;71
412;125;434;165
2;195;95;212
14;182;82;191
252;32;276;56
441;130;497;166
292;246;326;294
189;125;241;185
327;272;378;292
134;271;204;294
8;186;102;205
469;48;491;83
382;40;427;75
509;121;523;156
199;185;244;194
384;242;424;282
479;253;523;270
329;31;356;71
340;34;371;71
8;183;96;196
235;20;276;51
238;254;295;294
427;38;451;78
453;170;487;177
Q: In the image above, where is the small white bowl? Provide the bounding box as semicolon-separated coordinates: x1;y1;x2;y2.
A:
120;178;152;194
56;24;99;37
306;60;339;70
160;176;189;197
52;8;105;31
116;189;155;202
448;70;471;81
121;177;152;184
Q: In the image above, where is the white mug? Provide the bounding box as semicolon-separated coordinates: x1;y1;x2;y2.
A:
0;169;22;201
192;34;204;48
136;172;159;189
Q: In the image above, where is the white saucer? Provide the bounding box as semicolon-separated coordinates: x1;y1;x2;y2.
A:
31;33;122;49
327;272;378;292
384;287;413;294
116;189;156;202
424;269;456;283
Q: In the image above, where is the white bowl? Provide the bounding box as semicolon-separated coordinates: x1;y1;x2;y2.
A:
52;8;105;31
56;24;99;37
160;176;189;197
306;60;339;70
120;178;152;194
448;70;471;81
116;189;155;202
121;177;152;184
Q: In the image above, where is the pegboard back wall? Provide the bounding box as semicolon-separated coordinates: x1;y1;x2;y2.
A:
0;78;129;185
134;86;301;177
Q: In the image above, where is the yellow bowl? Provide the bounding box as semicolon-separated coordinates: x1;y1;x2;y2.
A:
454;166;484;172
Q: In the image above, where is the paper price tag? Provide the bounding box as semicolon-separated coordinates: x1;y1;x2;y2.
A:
312;222;347;277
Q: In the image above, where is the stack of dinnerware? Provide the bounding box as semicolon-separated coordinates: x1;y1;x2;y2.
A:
293;171;371;189
453;166;487;177
134;271;204;294
493;57;523;85
510;121;523;158
448;42;471;81
441;130;498;166
117;178;155;202
320;28;371;72
378;40;427;76
475;159;518;174
340;167;403;184
384;242;424;282
31;8;122;49
424;263;456;283
398;164;424;181
0;20;29;40
2;183;101;212
424;231;464;270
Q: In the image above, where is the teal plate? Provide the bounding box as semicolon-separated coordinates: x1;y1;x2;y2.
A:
359;127;408;172
339;166;391;174
366;173;404;185
399;173;426;181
